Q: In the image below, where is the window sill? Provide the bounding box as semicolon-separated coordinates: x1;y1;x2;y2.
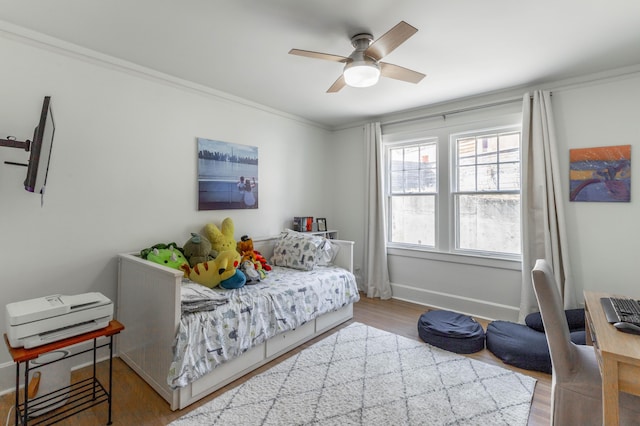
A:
387;245;522;271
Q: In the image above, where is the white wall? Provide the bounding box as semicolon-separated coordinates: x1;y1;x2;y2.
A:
327;126;366;285
332;69;640;321
0;31;332;386
554;74;640;297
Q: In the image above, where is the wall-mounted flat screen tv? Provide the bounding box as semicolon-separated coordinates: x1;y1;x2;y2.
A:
24;96;55;194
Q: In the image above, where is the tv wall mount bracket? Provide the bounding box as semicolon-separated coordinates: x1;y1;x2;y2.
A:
1;136;31;167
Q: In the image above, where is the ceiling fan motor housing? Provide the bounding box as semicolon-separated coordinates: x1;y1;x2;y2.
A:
343;32;380;87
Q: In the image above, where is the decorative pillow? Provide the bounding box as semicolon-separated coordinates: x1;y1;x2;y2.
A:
525;308;586;332
271;230;324;270
317;239;340;266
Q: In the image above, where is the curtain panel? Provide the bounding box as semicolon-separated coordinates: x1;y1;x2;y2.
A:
519;91;576;322
363;122;392;299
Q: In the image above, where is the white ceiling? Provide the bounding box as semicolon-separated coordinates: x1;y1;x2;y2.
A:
2;0;640;129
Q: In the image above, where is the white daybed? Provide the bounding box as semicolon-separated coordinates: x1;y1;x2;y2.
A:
116;236;357;411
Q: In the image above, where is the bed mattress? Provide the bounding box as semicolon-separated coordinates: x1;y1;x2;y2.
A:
168;265;359;388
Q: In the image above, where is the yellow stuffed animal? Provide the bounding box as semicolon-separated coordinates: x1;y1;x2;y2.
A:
205;217;236;254
180;250;241;288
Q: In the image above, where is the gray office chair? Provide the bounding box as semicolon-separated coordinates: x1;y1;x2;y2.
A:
530;259;640;425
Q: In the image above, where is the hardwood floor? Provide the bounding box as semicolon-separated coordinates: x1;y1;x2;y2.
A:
0;295;551;425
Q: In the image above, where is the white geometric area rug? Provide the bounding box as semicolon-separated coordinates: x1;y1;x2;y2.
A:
170;322;536;426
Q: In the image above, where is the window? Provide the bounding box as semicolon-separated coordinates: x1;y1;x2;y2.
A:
387;140;437;247
384;121;521;260
452;129;521;256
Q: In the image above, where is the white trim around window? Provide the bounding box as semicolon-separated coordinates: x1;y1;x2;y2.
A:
383;111;522;264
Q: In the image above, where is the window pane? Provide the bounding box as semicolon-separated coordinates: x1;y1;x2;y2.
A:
477;135;498;164
390;148;404;171
477;164;498;191
499;163;520;190
390;170;404;193
391;195;435;246
420;144;436;166
457;194;521;254
457;138;476;165
500;148;519;162
419;167;437;192
405;146;419;169
499;133;520;162
405;169;420;192
458;165;476;191
500;132;520;150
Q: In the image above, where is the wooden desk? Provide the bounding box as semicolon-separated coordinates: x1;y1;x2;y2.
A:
4;320;124;425
584;292;640;425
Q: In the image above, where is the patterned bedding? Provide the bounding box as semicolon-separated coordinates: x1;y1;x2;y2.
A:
168;265;360;388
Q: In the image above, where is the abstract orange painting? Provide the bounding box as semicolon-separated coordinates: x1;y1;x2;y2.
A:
569;145;631;202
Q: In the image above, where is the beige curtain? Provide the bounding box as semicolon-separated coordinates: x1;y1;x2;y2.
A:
519;91;576;322
363;122;391;299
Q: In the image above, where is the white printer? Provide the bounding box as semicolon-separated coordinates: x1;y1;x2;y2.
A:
5;292;113;348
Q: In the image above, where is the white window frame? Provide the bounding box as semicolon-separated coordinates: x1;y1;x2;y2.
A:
385;137;438;249
383;111;522;268
450;126;522;260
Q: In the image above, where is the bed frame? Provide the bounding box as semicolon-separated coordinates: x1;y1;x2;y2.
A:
116;237;355;411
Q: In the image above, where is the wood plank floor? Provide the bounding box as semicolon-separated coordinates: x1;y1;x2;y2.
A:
0;295;551;425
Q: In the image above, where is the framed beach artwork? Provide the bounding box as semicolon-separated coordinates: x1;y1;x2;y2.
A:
569;144;631;202
197;138;259;210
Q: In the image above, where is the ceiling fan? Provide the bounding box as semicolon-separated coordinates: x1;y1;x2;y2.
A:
289;21;425;93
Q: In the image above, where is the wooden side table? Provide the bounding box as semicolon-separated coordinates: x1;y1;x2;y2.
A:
4;320;124;425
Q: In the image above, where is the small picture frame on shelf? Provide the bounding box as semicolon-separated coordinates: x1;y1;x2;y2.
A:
316;218;327;232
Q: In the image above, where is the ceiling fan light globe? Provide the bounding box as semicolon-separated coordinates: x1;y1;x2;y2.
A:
343;62;380;88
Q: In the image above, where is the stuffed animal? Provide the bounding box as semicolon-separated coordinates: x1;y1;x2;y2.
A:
254;250;272;272
140;242;183;260
237;235;257;263
183;233;216;267
239;260;261;284
237;235;271;279
219;269;247;289
146;246;188;270
205;217;236;255
180;249;241;288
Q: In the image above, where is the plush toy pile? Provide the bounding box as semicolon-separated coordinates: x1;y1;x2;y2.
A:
237;235;271;284
140;217;271;290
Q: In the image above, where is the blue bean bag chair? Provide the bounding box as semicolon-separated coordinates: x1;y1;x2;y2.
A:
486;321;553;373
486;309;586;374
525;308;586;345
417;310;485;354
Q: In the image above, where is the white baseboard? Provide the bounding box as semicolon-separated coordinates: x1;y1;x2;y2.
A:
390;282;520;322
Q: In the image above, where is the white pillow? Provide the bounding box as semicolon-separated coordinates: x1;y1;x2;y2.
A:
317;239;340;266
271;230;324;270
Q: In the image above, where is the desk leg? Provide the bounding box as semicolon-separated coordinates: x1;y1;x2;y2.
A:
602;356;620;425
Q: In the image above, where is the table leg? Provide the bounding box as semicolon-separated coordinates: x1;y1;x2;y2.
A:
14;362;19;426
602;355;620;425
23;361;30;425
93;338;97;400
107;335;114;425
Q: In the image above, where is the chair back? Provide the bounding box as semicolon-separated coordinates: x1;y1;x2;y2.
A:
531;259;575;378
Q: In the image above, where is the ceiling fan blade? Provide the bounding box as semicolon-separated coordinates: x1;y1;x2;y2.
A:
380;62;426;84
327;75;346;93
289;49;349;63
365;21;418;61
